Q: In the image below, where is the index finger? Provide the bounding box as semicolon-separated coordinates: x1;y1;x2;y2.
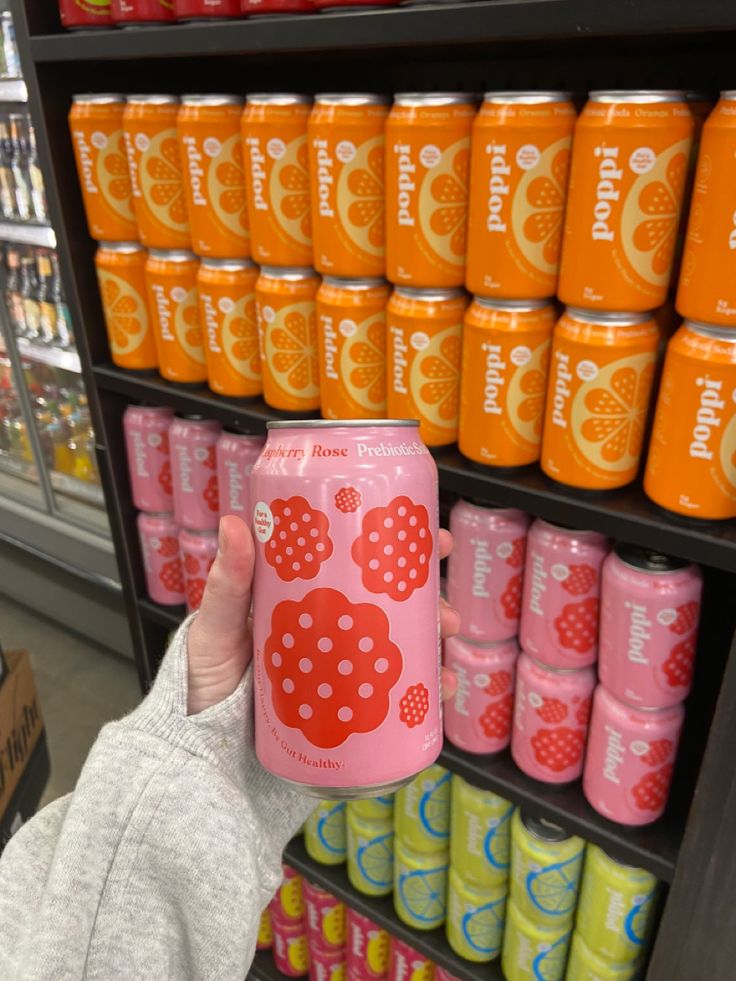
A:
439;528;453;561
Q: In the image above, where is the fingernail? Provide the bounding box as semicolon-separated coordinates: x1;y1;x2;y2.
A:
218;519;227;555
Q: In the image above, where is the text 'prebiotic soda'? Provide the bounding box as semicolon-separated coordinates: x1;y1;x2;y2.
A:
251;420;441;795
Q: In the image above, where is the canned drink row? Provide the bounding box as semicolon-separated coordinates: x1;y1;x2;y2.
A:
136;510;217;610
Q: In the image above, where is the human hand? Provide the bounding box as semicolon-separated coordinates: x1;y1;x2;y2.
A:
187;514;460;715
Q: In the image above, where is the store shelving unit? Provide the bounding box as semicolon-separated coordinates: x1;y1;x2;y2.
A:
10;2;736;977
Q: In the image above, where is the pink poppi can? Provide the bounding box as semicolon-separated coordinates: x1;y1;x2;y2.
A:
443;635;519;755
216;430;265;521
251;420;441;797
387;938;435;981
169;415;222;531
583;684;684;826
346;908;390;980
519;519;610;669
308;944;346;981
446;500;530;642
123;405;174;513
511;651;596;785
303;879;345;953
598;544;704;709
137;511;185;606
271;910;309;978
179;527;218;612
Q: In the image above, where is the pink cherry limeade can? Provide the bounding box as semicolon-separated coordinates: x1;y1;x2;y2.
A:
137;511;185;605
512;651;595;785
519;519;610;668
584;684;684;826
308;944;345;981
169;415;222;531
216;430;265;520
346;908;390;979
303;878;345;953
598;544;703;709
251;419;441;797
271;912;309;978
123;405;174;512
446;500;530;642
179;527;218;612
443;635;519;754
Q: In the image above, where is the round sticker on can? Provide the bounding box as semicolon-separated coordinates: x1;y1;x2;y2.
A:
254;502;274;543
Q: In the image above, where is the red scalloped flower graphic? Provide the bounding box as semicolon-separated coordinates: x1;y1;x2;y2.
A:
203;475;219;513
265;496;334;582
160;558;184;595
335;486;362;513
157;536;179;557
351;495;432;602
158;459;172;497
399;683;430;728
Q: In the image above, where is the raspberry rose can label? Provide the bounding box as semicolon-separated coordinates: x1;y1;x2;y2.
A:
251;419;441;795
169;415;222;530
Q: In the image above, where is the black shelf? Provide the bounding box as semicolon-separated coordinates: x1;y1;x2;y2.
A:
284;835;497;981
138;596;186;631
249;950;289;981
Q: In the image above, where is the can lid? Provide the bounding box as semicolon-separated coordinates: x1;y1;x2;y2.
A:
565;306;653;327
72;93;125;104
614;542;690;573
394;92;475;106
521;813;571;843
683;319;736;342
314;93;390;106
126;94;180;105
246;93;312;105
322;275;388;290
685;91;711;101
200;257;256;271
528;652;591;676
259;265;316;280
181;94;244;106
482;91;574;104
475;296;553;312
148;248;197;262
267;419;419;429
98;241;145;253
181;527;218;537
395;285;466;303
142;511;176;519
463;498;526;515
588;90;686;103
535;517;607;541
720;90;736;100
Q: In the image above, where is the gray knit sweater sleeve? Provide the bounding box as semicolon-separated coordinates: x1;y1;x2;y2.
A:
0;618;316;981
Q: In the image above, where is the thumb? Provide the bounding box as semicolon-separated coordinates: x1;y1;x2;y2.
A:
186;514;255;714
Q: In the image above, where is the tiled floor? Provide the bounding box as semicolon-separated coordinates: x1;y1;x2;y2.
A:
0;593;142;806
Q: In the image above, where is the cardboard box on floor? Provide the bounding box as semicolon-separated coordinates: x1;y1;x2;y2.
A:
0;650;45;823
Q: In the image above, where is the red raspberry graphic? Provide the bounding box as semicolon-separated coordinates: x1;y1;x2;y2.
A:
399;683;430;728
531;727;585;773
160;557;184;595
157;432;169;455
203;474;219;513
265;496;333;582
575;695;592;727
186;577;207;610
536;697;568;724
669;601;700;635
631;765;673;812
554;598;598;653
335;486;362;513
662;636;695;689
157;536;179;557
500;573;522;621
506;537;526;569
158;459;172;497
485;671;512;696
480;693;513;740
641;739;673;767
351;495;432;602
561;563;597;596
203;444;217;470
184;553;199;575
264;587;403;748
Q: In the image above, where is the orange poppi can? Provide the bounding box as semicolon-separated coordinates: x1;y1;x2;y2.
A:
255;266;321;412
177;95;250;259
95;241;158;370
540;307;659;490
123;95;191;250
308;93;389;278
676;92;736;326
558;90;694;312
316;275;389;419
144;249;206;383
241;94;313;267
69;94;138;242
385;93;476;288
466;91;576;299
644;321;736;519
458;297;556;467
197;258;261;398
386;285;468;447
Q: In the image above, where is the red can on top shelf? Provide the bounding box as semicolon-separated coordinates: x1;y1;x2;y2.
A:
175;0;241;16
59;0;112;29
111;0;175;23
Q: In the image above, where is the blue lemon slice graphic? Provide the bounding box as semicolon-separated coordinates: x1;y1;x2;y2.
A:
624;893;654;946
376;794;394;808
483;805;513;870
533;934;570;981
357;833;394;888
527;853;583;917
461;897;506;954
399;866;448;924
318;802;346;855
419;770;451;839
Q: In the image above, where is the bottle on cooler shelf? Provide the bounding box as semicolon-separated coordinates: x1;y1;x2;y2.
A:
558;90;694;312
9;113;32;222
458;298;556;468
385;93;475;288
0;118;16;219
177;95;250;258
215;429;264;521
394;764;451;853
145;249;207;383
123;95;191;249
137;511;185;606
197;258;261;397
96;242;158;370
0;13;21;81
583;684;684;826
385;286;467;448
519;518;610;669
303;879;345;953
174;0;242;16
316;276;389;420
394;837;448;930
346;806;394;897
304;800;347;866
255;266;320;412
387;938;434;981
643;321;736;520
179;527;217;611
47;251;74;349
565;930;643;981
19;251;40;341
26;122;48;224
449;775;514;889
111;0;176;25
123;404;174;512
540;307;659;491
58;0;112;30
446;867;507;962
346;908;390;980
501;898;572;981
307;94;389;278
4;247;25;335
257;908;273;951
512;652;596;785
241;94;313;266
169;414;221;530
446;498;530;642
465;90;576;299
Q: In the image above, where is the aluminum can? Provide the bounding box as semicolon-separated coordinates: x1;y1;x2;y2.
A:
303;878;345;952
449;775;513;889
169;415;221;530
394;763;451;854
242;0;313;12
137;511;184;605
145;248;206;383
304;799;347;866
565;931;643;981
257;908;273;950
387;938;434;981
216;430;264;521
179;527;217;611
59;0;112;29
197;258;261;396
346;908;390;980
271;910;309;978
393;837;448;930
175;0;241;14
123;404;174;511
349;793;394;823
509;810;584;926
111;0;175;22
446;867;506;962
501;898;572;981
308;945;345;981
96;242;157;370
272;863;305;922
347;806;394;897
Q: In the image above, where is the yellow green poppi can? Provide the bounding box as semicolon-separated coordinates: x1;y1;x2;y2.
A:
350;793;396;823
346;805;394;897
394;837;449;930
510;810;585;927
566;931;643;981
501;899;572;981
575;845;659;964
450;774;514;888
445;867;506;963
304;800;347;866
394;764;451;853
